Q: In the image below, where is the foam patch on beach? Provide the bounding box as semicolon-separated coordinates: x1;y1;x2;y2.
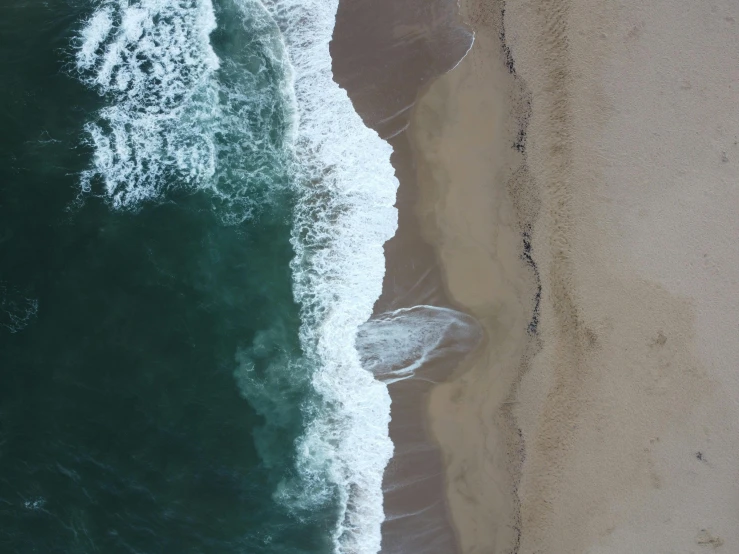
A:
260;0;399;551
356;306;482;385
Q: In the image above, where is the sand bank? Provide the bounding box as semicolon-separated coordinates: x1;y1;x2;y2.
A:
409;0;739;551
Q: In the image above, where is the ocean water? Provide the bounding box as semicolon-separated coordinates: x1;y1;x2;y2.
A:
0;0;398;552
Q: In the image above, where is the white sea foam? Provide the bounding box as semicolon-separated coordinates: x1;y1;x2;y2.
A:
75;0;220;207
259;0;399;551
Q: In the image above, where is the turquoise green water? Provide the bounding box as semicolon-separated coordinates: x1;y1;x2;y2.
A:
0;0;344;551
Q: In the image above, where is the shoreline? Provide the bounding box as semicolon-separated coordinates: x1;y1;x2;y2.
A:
331;0;476;551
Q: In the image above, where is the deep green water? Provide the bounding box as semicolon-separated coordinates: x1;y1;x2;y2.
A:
0;1;337;552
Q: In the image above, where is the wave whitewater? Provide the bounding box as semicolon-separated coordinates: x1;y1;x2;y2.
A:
261;0;398;550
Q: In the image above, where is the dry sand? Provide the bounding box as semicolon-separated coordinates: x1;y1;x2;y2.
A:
409;0;739;552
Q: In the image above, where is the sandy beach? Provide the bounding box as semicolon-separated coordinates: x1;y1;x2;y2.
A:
403;0;739;551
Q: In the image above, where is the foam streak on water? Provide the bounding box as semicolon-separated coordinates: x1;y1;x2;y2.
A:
260;0;398;552
75;0;220;208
